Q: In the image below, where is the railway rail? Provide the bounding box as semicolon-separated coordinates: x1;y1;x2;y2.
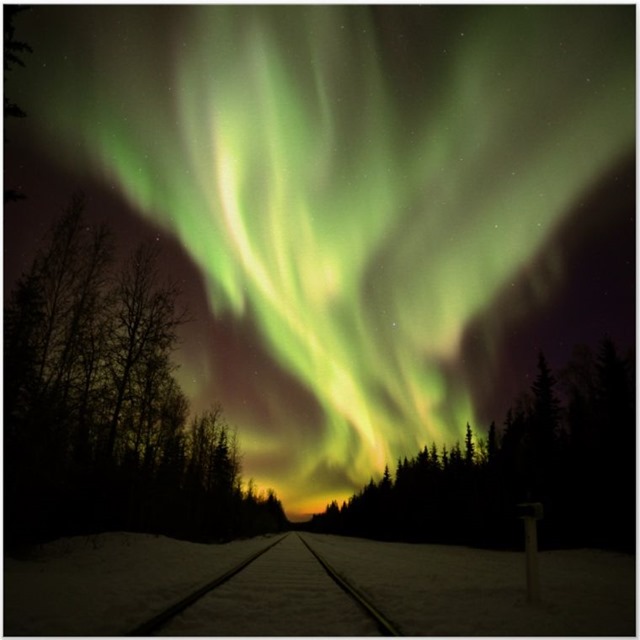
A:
126;532;402;636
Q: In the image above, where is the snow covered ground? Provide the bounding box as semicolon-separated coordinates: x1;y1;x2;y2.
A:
303;533;635;636
3;530;635;636
4;532;286;636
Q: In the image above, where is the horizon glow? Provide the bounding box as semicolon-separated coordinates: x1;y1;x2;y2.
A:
20;6;634;519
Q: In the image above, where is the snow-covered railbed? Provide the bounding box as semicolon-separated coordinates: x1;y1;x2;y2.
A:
303;532;635;636
158;533;380;636
3;530;635;636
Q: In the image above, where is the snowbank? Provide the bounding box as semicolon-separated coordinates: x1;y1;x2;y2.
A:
3;531;635;636
4;532;284;636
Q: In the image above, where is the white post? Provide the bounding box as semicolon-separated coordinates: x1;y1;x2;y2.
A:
517;502;543;604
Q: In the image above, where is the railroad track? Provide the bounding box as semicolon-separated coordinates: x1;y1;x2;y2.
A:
126;532;402;636
297;534;401;636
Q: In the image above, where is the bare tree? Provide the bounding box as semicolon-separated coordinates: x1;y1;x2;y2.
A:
104;242;186;462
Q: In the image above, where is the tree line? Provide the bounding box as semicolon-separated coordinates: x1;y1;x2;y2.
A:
5;195;288;550
308;341;634;552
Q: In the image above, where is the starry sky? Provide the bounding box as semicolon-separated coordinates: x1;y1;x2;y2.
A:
4;5;635;521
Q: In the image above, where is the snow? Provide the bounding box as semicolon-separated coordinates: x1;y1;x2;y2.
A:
303;533;636;636
158;533;380;636
3;532;285;636
3;530;635;636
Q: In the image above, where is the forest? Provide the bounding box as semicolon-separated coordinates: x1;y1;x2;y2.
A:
4;196;635;555
4;196;289;551
307;338;635;553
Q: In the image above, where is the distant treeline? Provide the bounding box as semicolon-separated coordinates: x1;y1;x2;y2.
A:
307;339;634;552
5;195;288;550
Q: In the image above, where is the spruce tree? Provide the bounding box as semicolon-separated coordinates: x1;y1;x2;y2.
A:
465;423;475;467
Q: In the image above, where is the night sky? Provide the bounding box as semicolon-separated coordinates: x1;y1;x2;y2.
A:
4;5;635;521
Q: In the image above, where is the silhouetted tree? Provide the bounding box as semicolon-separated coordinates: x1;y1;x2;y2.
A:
429;442;439;468
4;5;32;202
593;338;635;551
104;242;186;462
487;421;498;464
531;352;560;445
5;195;114;544
441;444;449;470
4;270;44;430
4;6;32;83
464;423;474;467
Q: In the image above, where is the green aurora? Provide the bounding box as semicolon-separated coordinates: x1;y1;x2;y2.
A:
14;5;634;517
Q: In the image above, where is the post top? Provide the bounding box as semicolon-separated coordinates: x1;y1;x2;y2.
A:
516;502;544;519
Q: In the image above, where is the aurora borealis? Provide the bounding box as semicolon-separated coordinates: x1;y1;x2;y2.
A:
4;5;635;520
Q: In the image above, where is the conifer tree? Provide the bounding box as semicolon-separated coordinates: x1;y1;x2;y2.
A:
465;423;475;467
487;421;498;464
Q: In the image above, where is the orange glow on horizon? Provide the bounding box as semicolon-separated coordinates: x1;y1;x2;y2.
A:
283;492;353;524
